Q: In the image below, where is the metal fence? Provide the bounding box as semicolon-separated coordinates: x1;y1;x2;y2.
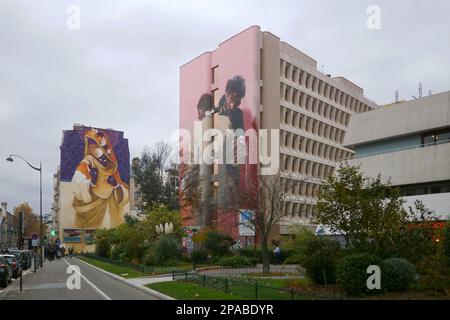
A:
194;264;303;277
173;271;343;300
79;254;303;277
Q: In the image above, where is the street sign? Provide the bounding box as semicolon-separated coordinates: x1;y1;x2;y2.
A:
32;239;39;247
239;210;255;236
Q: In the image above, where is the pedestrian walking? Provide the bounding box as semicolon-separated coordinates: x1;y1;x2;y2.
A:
273;245;281;264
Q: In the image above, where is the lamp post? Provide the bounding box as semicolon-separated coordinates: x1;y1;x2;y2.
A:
6;154;43;268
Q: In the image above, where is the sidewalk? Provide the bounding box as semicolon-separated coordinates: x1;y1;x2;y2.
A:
0;259;101;300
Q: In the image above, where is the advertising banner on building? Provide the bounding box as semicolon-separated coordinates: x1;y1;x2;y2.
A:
239;210;255;236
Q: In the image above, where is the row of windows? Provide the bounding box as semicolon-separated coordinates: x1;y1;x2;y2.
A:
280;107;347;144
281;154;335;179
281;131;351;162
281;177;321;198
280;60;372;113
422;129;450;145
400;181;450;197
281;84;353;126
282;201;318;218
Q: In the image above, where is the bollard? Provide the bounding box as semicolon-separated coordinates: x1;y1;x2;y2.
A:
34;255;37;273
20;271;23;292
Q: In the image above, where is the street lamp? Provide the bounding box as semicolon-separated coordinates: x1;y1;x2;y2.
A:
6;154;43;268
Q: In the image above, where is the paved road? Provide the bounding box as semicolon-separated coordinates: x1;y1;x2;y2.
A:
0;257;160;300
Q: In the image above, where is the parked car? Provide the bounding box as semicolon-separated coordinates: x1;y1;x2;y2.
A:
0;255;12;287
23;251;35;268
9;250;32;270
3;254;22;279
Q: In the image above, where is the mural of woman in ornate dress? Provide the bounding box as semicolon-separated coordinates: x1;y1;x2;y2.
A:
71;128;129;229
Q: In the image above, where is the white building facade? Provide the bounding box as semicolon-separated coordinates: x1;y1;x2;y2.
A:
343;91;450;220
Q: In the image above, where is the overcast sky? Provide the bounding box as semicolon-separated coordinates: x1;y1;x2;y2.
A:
1;0;449;216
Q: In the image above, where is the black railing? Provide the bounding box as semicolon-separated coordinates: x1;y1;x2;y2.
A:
172;271;344;300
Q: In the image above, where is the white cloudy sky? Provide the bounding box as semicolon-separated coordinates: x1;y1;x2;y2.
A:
0;0;449;215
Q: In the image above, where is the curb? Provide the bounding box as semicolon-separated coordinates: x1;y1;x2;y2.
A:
74;257;175;300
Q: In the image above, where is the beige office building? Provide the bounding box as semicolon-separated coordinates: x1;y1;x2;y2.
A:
180;26;378;239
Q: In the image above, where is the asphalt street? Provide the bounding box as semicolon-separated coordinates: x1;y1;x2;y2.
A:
0;257;160;300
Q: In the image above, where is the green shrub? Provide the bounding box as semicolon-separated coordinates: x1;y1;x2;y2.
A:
415;254;450;294
95;238;111;258
153;235;182;265
238;247;262;262
94;229;113;258
143;249;156;266
288;228;342;285
381;258;416;292
203;231;235;257
110;245;125;260
336;253;381;296
217;256;254;267
191;249;208;264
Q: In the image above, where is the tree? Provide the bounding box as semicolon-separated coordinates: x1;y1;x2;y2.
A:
161;163;179;210
316;163;438;258
139;205;183;243
13;202;47;238
239;173;289;274
94;229;113;257
132;141;176;212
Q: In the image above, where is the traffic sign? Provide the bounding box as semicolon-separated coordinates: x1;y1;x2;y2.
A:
32;239;39;247
31;233;38;240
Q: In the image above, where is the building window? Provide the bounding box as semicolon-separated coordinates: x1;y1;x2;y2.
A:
212;66;219;84
422;128;450;145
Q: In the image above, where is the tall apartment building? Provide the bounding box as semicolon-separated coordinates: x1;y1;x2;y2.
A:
51;166;61;239
179;26;378;242
343;91;450;222
0;202;19;250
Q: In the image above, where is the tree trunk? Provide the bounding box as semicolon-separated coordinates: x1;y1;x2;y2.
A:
261;236;270;275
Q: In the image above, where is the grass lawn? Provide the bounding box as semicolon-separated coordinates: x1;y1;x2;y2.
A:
147;281;245;300
77;256;147;279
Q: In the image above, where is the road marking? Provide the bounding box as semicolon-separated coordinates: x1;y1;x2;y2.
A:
63;258;112;300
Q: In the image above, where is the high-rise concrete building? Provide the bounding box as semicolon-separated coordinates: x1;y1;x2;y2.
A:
179;26;378;242
51;166;61;240
343;91;450;222
0;202;19;250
